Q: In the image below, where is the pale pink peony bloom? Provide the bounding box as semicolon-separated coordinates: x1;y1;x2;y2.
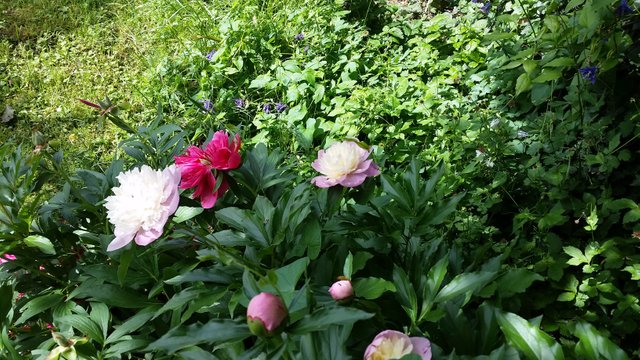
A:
104;165;181;251
329;280;354;301
175;131;241;208
364;330;432;360
311;141;380;188
247;292;287;335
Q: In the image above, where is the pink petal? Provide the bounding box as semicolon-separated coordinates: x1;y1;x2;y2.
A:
410;337;432;360
311;175;340;188
135;227;162;246
107;231;136;251
339;173;367;187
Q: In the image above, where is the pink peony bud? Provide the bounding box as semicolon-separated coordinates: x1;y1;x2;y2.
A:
364;330;432;360
247;292;287;337
329;280;354;301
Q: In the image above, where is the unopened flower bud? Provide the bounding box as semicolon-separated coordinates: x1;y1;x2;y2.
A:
247;292;287;337
328;279;353;301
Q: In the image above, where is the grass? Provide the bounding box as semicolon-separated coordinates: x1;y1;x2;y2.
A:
0;0;201;169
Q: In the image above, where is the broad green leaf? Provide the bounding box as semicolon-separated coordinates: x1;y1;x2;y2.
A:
544;57;574;68
106;306;160;344
623;208;640;224
435;271;496;303
105;339;151;357
352;252;374;275
89;302;110;340
497;269;544;297
16;292;64;324
24;235;56;255
573;321;628;360
515;73;532;96
173;206;204;223
58;314;105;345
249;74;272;89
496;310;564;360
393;266;417;322
623;264;640;280
153;288;209;320
563;246;588;266
353;277;396;300
69;280;155;308
301;218;321;260
523;60;537;74
532;69;562;83
343;252;354;279
146;320;251;354
117;247;134;286
290;307;373;334
165;268;235;285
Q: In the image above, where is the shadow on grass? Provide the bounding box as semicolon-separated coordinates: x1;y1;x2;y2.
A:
0;0;108;44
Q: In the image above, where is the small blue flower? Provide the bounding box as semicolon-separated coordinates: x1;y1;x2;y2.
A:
480;2;491;13
263;104;272;113
471;0;479;3
579;66;598;85
205;49;217;61
616;0;634;16
234;98;246;108
294;33;305;41
275;102;287;112
517;130;529;138
202;99;214;112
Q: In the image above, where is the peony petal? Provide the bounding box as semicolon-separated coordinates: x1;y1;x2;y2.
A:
363;162;381;176
311;150;328;174
410;337;432;360
339;173;367;187
107;231;136;251
311;175;340;188
135;227;162;246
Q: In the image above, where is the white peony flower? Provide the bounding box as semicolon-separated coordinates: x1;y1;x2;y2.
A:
104;165;181;251
311;141;380;188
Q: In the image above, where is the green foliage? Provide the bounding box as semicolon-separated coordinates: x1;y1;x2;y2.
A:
1;0;640;358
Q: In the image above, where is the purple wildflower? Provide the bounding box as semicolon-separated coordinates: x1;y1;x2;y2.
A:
205;49;217;61
275;103;287;112
202;99;214;112
480;2;490;13
471;0;479;2
234;98;246;108
263;104;272;113
294;33;305;41
616;0;634;16
579;66;598;85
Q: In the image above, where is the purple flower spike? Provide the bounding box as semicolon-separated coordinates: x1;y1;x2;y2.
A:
234;98;246;108
579;66;598;85
275;102;287;112
294;33;305;41
480;2;490;13
616;0;634;16
205;49;217;61
263;104;272;113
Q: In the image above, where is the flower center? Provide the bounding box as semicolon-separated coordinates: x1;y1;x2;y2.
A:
370;337;413;360
321;143;361;179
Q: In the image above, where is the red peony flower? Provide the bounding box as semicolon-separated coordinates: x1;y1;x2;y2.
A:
175;131;241;208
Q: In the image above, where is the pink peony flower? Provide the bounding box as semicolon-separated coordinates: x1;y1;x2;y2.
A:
311;141;380;188
364;330;432;360
329;279;354;301
104;165;181;251
175;131;241;208
247;292;287;336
